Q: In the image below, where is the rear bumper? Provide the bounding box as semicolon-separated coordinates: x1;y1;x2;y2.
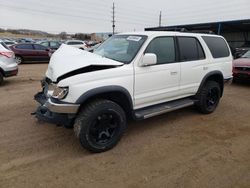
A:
34;92;79;126
4;68;18;77
224;76;233;84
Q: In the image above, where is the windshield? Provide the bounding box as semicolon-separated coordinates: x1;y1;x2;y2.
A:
242;50;250;58
94;35;147;63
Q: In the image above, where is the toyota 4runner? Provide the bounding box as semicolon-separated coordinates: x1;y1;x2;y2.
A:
34;32;233;153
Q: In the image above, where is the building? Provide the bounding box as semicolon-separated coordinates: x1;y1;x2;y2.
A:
145;19;250;49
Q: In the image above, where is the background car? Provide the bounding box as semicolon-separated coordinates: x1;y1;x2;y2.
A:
16;38;34;43
0;41;18;84
234;42;250;58
9;43;50;64
64;40;87;50
37;41;62;50
233;50;250;81
2;40;17;47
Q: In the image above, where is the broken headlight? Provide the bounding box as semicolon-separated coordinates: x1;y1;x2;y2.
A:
52;86;69;100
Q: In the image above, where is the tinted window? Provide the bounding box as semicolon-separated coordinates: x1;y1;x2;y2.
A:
41;42;49;47
16;44;33;50
34;44;47;50
145;37;176;64
67;41;83;45
4;41;14;45
178;37;205;62
50;42;60;48
202;36;230;58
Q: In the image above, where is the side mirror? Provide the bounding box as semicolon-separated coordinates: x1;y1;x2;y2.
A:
140;53;157;67
45;48;50;52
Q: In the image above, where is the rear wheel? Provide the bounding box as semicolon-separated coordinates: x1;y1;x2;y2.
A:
74;99;126;153
195;81;221;114
15;55;23;64
0;72;3;85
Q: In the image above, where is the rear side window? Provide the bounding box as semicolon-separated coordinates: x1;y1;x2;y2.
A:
145;37;176;64
34;44;47;50
41;42;49;47
178;37;205;62
202;36;230;58
16;44;33;50
50;42;60;48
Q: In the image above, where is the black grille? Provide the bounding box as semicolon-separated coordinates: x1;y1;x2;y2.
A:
235;67;250;71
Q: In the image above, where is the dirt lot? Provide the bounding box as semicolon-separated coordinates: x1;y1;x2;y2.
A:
0;64;250;188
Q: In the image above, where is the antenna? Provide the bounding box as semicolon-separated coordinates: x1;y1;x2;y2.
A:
159;11;162;27
112;2;115;35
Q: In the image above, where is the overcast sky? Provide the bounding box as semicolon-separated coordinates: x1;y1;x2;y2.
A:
0;0;249;34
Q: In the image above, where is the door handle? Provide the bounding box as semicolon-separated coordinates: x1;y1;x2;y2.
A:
170;71;178;75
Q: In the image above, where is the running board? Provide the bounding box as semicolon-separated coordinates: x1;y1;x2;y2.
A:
134;98;195;120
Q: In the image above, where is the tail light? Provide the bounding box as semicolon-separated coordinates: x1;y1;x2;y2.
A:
0;51;14;58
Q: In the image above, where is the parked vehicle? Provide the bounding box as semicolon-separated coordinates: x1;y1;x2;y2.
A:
234;42;250;58
34;32;233;153
17;38;34;43
86;43;101;53
3;41;17;47
37;41;62;50
233;50;250;81
10;43;50;64
0;41;18;85
64;40;87;50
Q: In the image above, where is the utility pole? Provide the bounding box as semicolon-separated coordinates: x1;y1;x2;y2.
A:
112;2;115;35
159;11;162;27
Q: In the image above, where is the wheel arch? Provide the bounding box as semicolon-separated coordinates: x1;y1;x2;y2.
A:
0;67;4;76
76;86;134;119
197;71;224;97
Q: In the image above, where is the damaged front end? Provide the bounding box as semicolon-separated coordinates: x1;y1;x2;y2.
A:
33;78;79;127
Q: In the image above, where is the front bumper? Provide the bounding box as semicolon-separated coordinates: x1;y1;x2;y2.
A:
34;91;80;126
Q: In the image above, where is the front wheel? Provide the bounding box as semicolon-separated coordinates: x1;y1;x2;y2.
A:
74;99;126;153
195;81;221;114
15;55;23;64
0;72;3;85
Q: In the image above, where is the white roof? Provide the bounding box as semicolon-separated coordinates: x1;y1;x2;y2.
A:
117;31;223;38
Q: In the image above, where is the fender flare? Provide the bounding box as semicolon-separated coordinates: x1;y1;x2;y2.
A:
76;85;133;109
197;71;224;96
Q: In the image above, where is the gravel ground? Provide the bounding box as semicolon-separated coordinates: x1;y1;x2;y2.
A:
0;64;250;188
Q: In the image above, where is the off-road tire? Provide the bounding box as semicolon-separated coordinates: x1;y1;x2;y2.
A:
74;99;126;153
0;72;3;85
195;81;221;114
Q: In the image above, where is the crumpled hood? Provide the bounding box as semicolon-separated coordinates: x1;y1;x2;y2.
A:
46;44;123;82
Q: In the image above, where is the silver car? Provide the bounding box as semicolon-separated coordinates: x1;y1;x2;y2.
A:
0;41;18;85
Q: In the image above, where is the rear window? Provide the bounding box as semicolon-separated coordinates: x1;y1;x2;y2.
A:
202;36;230;58
178;37;205;62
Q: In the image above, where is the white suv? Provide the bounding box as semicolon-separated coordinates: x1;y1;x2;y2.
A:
34;32;233;152
0;41;18;85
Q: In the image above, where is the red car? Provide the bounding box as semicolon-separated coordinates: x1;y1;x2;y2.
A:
9;43;50;64
233;50;250;81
